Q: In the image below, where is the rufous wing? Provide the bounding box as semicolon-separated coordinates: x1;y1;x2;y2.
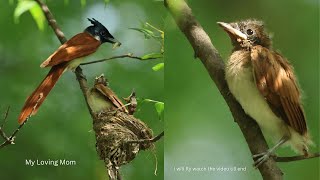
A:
250;45;307;135
95;84;129;113
40;32;101;68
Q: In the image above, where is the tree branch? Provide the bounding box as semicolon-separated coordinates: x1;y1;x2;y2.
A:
35;0;66;44
0;110;29;148
0;107;12;148
273;153;320;162
164;0;283;179
74;67;95;117
0;93;42;149
80;53;162;66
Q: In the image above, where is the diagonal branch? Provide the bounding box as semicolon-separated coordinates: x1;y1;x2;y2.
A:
0;107;12;147
35;0;66;44
164;0;283;179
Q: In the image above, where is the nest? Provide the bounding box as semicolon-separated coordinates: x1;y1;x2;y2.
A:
93;110;154;180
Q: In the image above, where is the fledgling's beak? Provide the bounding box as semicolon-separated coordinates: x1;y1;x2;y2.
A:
217;22;247;40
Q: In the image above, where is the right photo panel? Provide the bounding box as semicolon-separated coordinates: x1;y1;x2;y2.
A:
164;0;319;180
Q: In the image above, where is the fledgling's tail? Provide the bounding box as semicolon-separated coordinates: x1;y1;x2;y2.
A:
18;64;67;124
287;127;314;156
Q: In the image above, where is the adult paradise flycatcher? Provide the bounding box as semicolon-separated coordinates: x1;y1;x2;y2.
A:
218;19;313;167
18;18;120;124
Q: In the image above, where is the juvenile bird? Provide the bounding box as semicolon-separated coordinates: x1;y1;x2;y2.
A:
87;74;128;115
218;19;313;167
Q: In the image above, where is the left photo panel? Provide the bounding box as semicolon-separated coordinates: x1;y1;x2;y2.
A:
0;1;164;180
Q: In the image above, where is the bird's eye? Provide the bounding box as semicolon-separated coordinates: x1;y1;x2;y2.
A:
246;29;254;35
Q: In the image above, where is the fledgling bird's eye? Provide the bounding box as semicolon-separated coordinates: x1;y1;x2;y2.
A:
246;29;254;35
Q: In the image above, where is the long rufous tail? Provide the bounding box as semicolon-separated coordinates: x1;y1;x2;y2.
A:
18;64;67;124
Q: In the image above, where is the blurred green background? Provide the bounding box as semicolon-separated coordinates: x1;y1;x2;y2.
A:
0;0;164;180
1;0;319;180
165;0;319;180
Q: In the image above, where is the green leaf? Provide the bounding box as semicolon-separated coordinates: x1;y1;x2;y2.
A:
81;0;86;7
152;63;164;71
129;27;155;39
143;99;156;103
29;3;45;30
139;99;164;118
14;0;45;31
141;53;163;60
154;102;164;116
14;1;36;24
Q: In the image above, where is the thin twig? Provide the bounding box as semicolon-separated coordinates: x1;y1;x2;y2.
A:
0;112;31;148
273;152;320;162
35;0;66;44
80;53;162;66
75;67;95;118
127;131;164;144
1;106;10;129
0;95;42;149
0;107;11;142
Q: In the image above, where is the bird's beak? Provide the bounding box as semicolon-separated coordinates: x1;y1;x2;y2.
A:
217;22;247;40
107;37;121;49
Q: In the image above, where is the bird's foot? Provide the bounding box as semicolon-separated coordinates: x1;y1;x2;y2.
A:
253;136;288;168
253;150;275;168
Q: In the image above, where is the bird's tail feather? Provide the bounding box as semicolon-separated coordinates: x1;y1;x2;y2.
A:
18;64;67;124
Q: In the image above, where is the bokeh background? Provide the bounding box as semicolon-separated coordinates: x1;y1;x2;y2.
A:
0;0;164;180
165;0;319;180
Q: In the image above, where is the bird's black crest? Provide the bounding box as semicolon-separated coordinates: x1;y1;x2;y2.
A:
87;18;103;27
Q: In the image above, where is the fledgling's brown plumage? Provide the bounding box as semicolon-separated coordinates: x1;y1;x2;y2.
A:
218;19;313;166
87;75;129;114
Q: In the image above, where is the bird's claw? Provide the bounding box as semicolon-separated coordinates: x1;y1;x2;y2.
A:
253;151;274;168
